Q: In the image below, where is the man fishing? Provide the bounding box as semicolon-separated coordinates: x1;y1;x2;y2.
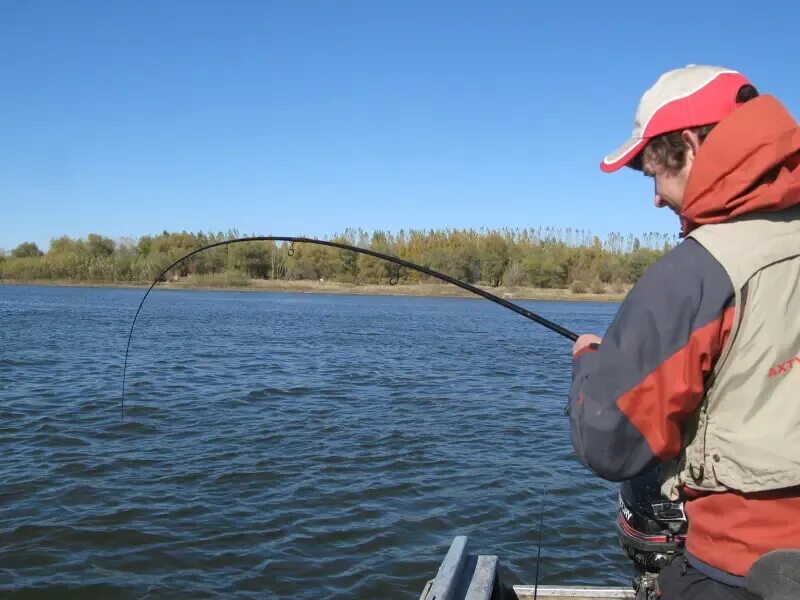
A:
567;64;800;599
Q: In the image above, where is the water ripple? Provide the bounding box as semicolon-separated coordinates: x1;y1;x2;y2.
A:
1;285;624;598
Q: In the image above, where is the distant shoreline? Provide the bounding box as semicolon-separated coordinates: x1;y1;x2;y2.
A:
0;278;628;303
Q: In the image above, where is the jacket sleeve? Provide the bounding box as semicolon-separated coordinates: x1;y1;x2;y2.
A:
568;239;735;481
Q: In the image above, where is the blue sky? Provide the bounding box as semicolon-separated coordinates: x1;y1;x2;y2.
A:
2;1;798;252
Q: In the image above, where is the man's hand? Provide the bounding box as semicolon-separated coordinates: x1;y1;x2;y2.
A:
573;334;602;357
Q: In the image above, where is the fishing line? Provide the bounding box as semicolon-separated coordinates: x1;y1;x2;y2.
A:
121;236;579;418
533;489;547;600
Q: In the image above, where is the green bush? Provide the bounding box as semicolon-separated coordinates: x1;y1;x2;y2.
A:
569;280;588;294
226;271;251;287
11;242;42;258
590;279;606;294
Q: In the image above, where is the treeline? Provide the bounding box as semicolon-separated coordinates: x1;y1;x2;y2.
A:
0;227;677;291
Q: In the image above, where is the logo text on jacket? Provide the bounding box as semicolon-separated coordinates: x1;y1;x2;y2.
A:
768;355;800;378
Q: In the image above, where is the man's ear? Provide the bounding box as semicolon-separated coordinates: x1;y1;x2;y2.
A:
681;129;702;160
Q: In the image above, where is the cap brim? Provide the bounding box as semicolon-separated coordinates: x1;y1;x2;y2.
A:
600;137;648;173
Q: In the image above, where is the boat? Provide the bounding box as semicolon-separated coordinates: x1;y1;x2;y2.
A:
419;469;683;600
418;535;634;600
418;536;800;600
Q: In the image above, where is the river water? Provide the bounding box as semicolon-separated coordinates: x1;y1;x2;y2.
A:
0;284;626;598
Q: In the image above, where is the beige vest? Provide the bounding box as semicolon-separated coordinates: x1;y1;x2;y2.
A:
662;207;800;500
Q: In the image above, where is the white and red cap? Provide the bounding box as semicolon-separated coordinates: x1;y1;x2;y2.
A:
601;65;751;173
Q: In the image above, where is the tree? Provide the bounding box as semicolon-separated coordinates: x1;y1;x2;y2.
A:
11;242;42;258
480;232;509;286
330;239;359;283
285;244;319;280
231;241;271;278
357;231;395;284
48;236;83;255
86;233;115;257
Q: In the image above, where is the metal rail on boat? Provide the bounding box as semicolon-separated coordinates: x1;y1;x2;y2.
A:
419;536;634;600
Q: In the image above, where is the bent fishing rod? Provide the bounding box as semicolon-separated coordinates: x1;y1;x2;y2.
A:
122;236;578;417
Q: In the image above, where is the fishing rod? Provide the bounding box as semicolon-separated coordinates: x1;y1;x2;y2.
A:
121;236;579;417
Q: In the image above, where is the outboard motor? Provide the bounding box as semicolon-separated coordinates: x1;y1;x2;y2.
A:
617;467;687;599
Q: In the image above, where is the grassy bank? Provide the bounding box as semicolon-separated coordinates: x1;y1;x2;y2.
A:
1;275;628;302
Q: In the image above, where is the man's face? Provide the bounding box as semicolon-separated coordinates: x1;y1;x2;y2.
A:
643;160;691;215
642;129;701;215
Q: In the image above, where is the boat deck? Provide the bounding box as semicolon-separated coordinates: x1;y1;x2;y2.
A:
511;587;633;599
419;536;635;600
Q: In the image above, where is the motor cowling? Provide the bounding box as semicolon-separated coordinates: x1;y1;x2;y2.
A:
616;467;687;597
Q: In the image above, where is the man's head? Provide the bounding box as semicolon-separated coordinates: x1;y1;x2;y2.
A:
601;65;759;214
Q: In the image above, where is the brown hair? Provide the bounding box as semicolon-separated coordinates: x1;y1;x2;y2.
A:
630;84;760;173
